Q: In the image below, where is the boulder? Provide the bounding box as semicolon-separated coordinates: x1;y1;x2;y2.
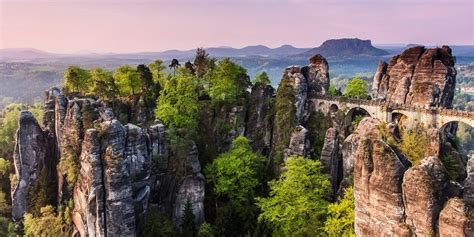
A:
402;156;450;236
303;54;330;97
439;198;473;236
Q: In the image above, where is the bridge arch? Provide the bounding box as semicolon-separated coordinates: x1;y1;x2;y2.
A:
345;107;371;133
391;110;410;129
440;120;474;159
330;104;339;113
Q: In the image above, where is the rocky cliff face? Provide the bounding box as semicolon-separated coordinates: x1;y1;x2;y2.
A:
351;118;473;236
11;89;166;236
372;46;457;108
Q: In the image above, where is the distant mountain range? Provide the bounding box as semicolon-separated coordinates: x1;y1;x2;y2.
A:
2;39;474;62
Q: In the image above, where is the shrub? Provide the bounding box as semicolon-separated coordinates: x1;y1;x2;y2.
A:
324;187;355;236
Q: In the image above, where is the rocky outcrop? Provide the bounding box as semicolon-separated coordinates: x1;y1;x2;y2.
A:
283;55;330;125
246;83;274;154
173;143;205;227
337;134;356;195
303;54;330;98
372;46;456;108
11;111;48;221
353;118;410;236
464;158;474;207
320;127;340;196
285;125;309;159
439;198;473;236
72;129;105;237
402;156;450;236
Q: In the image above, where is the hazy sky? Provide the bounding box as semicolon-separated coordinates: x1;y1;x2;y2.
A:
1;0;473;53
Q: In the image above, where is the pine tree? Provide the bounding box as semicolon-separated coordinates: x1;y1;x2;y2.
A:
181;198;196;237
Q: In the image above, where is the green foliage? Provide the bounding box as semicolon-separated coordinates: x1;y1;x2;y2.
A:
194;48;211;78
273;75;296;163
208;58;250;106
114;64;141;96
0;158;9;176
306;111;332;159
441;154;462;181
328;85;342;96
256;156;330;236
23;204;73;237
324;187;355;237
181;198;196;237
197;223;214;237
344;77;369;99
63;66;91;95
141;206;176;237
206;136;265;210
149;59;167;84
0;104;43;158
351;115;365;127
59;147;80;190
89;68;118;99
252;72;271;86
155;69;200;137
397;124;428;165
205;136;265;235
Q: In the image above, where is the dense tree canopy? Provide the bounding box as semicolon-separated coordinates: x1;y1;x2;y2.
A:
155;68;200;137
206;136;265;210
114;65;142;96
148;59;167;84
252;72;271;86
89;68;118;99
344;77;369;99
63;66;91;95
208;58;250;105
256;156;330;236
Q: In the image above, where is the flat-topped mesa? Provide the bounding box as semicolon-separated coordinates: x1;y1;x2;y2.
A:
372;46;456;108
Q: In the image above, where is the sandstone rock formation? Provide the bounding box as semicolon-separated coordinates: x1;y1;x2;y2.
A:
353;118;410;236
402;156;449;236
439;198;473;236
285;125;310;159
372;46;457;108
173;143;205;227
11;111;48;221
320;127;340;196
246;83;275;154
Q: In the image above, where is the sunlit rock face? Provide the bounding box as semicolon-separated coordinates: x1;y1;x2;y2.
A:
11;111;48;221
352;118;410;236
372;46;456;108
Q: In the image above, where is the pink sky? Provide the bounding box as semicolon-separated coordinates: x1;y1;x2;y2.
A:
1;0;473;53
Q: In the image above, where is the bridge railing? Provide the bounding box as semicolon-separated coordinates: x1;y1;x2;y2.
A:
313;95;474;120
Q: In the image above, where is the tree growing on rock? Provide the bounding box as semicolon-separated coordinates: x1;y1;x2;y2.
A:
181;198;197;237
89;68;118;100
208;58;250;106
256;156;330;236
114;65;141;96
63;66;91;95
252;72;271;86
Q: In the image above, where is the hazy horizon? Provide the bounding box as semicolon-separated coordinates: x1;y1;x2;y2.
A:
1;0;473;54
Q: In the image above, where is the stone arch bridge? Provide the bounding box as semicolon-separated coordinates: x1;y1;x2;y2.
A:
312;95;474;129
